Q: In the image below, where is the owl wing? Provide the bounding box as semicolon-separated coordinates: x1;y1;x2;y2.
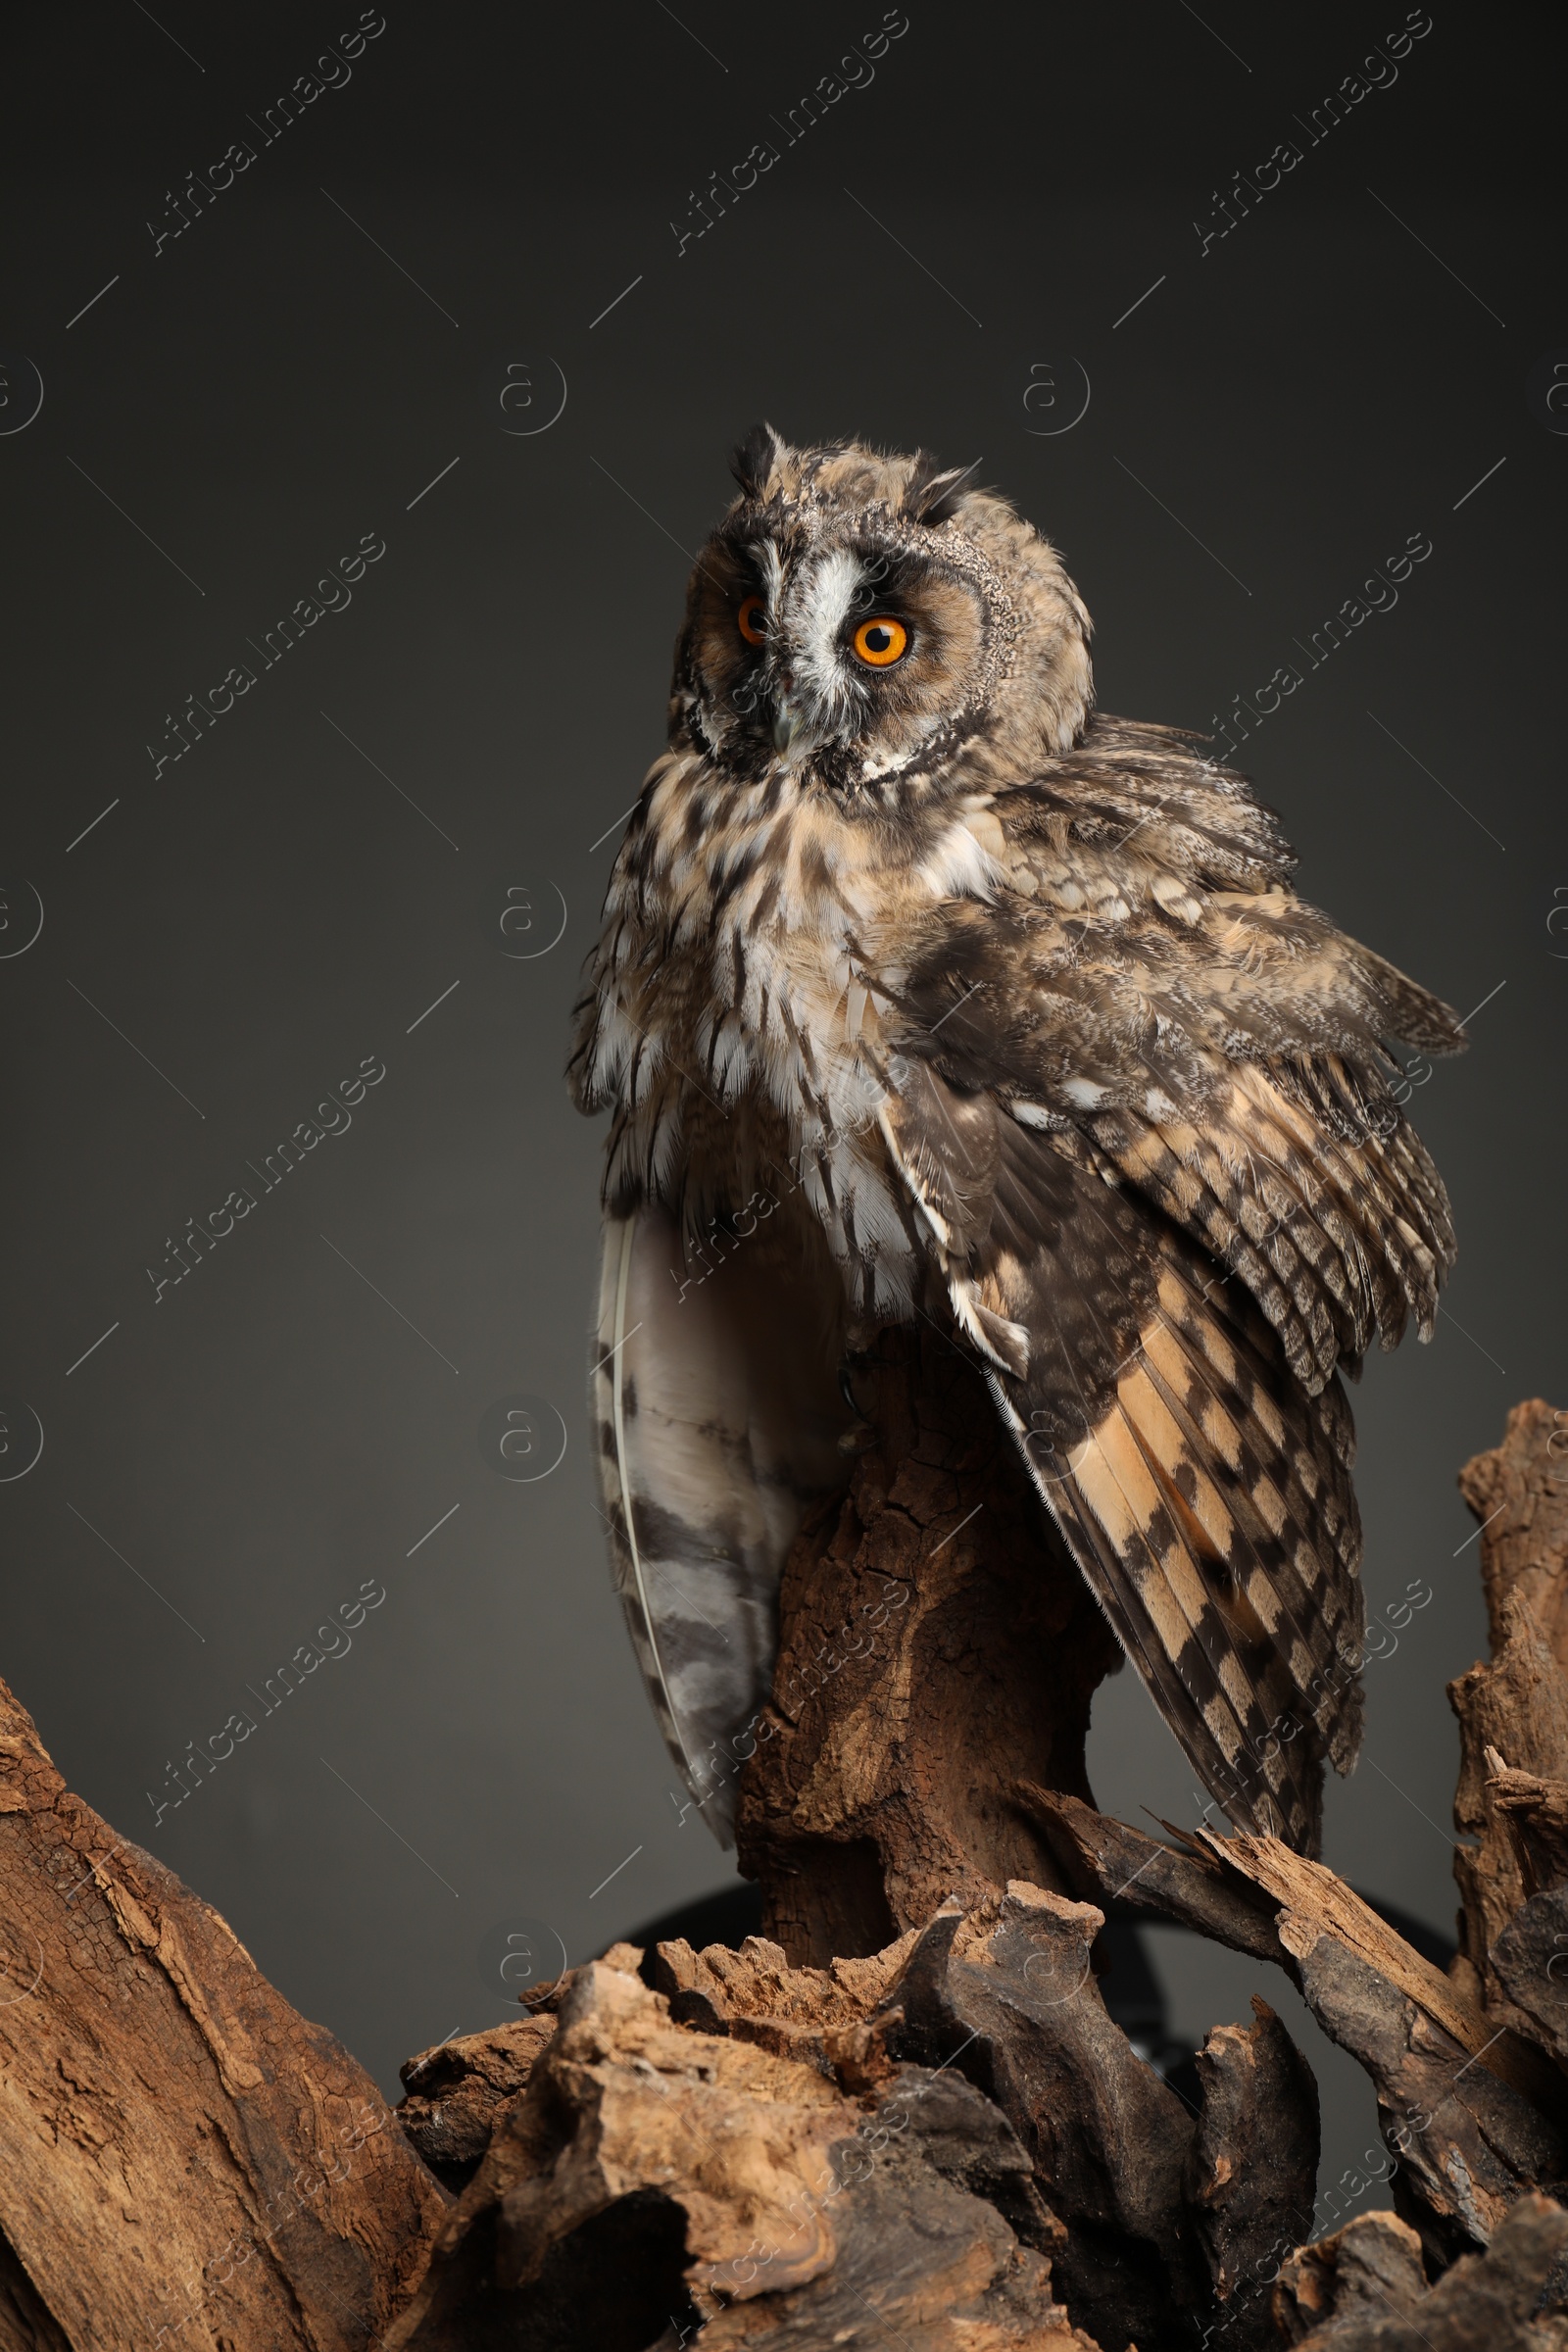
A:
875;723;1462;1851
876;1057;1364;1850
902;720;1464;1396
591;1203;854;1844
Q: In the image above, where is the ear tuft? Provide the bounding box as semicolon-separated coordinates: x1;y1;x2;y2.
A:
729;421;788;498
903;451;983;524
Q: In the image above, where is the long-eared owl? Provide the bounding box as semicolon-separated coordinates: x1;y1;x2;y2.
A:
568;425;1461;1855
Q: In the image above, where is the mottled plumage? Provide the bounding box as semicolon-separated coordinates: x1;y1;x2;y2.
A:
568;428;1462;1853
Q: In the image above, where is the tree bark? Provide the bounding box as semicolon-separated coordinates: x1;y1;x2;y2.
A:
4;1397;1568;2350
0;1677;446;2350
734;1319;1121;1964
1448;1400;1568;2029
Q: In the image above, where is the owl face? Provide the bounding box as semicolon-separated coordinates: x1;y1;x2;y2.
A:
671;426;1096;800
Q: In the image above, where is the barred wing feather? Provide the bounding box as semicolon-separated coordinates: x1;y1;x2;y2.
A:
591;1206;853;1843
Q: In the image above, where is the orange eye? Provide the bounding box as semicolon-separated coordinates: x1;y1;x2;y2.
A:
737;594;768;645
852;616;908;667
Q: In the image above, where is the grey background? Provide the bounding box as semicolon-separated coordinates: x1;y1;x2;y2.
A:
3;0;1563;2207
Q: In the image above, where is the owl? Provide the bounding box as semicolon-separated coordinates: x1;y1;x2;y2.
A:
567;426;1461;1857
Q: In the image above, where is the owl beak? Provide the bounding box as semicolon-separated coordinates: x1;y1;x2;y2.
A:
771;675;809;756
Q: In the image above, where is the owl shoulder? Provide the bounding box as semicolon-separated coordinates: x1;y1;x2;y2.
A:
988;712;1298;913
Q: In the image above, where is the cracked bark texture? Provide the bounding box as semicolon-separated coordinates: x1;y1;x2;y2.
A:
734;1319;1120;1965
0;1676;446;2350
5;1399;1568;2352
1449;1401;1568;2030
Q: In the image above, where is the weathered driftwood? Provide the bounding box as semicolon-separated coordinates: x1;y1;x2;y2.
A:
1273;2206;1433;2342
0;1675;446;2349
399;2015;558;2191
1186;1999;1322;2345
734;1320;1120;1965
1031;1787;1568;2273
3;1398;1568;2350
384;1952;1099;2350
1275;2193;1568;2346
1449;1400;1568;2032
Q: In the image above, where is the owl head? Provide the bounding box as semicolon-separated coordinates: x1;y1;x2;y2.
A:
670;425;1095;800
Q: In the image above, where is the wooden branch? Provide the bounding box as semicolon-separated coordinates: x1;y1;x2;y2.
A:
398;2016;558;2191
735;1320;1120;1964
1185;1999;1320;2349
1273;2207;1429;2343
1028;1782;1568;2270
381;1878;1331;2349
1484;1755;1568;1898
642;1923;920;2067
1276;2192;1568;2349
1449;1399;1568;2026
0;1674;446;2350
1457;1399;1568;1669
1017;1779;1286;1963
384;1953;1100;2349
5;1394;1568;2349
871;1884;1200;2349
